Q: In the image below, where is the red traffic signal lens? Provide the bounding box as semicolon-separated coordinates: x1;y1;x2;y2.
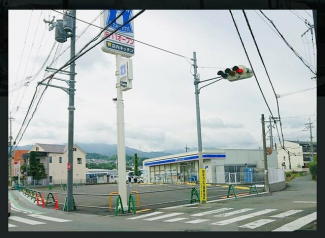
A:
237;68;243;74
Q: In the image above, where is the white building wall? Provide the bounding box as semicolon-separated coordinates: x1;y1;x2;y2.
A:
276;141;304;170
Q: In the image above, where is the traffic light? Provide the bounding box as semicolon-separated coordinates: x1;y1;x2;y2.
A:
217;65;254;82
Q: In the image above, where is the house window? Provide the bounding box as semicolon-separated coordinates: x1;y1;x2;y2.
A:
77;158;82;164
59;157;62;163
283;156;286;161
49;176;52;183
73;148;77;151
36;147;39;151
36;158;40;163
49;156;52;163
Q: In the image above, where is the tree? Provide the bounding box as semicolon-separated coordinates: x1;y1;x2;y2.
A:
134;153;138;176
309;154;317;180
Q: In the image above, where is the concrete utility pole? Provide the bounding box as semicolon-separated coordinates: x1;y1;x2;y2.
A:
8;112;14;182
67;10;76;211
269;116;274;149
193;52;203;171
116;54;128;209
305;118;314;159
261;114;270;193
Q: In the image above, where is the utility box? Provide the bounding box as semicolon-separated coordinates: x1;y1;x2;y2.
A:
63;13;73;33
120;58;133;91
55;19;67;43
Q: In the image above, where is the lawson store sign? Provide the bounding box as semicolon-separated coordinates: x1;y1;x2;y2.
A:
144;154;226;166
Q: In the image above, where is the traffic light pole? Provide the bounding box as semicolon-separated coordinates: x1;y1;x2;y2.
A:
193;52;206;203
67;10;76;211
261;114;270;193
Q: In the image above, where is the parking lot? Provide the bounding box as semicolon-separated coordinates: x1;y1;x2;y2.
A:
17;183;265;216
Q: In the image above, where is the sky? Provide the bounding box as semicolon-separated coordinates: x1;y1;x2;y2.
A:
8;10;317;152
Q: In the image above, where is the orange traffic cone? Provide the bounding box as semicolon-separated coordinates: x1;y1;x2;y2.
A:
54;194;59;210
36;192;39;206
41;193;45;208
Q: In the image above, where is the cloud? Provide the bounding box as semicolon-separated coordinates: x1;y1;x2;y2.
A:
201;117;244;129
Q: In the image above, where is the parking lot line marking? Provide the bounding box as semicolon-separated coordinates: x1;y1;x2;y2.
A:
234;186;250;190
270;210;303;218
191;208;233;217
185;219;209;224
136;209;151;213
144;212;184;221
9;224;17;228
127;211;163;220
239;219;276;229
214;208;254;217
272;212;317;232
164;217;188;222
9;216;46;225
211;209;277;226
28;214;71;222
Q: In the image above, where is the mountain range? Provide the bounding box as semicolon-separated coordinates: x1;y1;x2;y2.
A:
15;143;218;158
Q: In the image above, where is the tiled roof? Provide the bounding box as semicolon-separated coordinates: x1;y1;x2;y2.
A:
13;150;29;160
36;143;67;153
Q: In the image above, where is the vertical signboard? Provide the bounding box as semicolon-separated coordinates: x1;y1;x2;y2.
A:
100;10;135;57
13;161;20;177
199;169;207;202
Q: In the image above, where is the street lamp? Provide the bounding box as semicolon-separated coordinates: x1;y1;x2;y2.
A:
192;52;254;203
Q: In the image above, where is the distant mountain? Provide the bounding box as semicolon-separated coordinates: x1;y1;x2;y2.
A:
16;143;172;158
15;143;221;159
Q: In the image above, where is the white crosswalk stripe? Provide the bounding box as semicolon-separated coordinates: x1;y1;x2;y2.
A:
9;216;46;225
127;211;164;220
272;212;317;232
270;210;303;218
211;209;277;226
144;213;183;221
185;219;209;224
28;214;71;222
8;224;17;228
164;217;188;222
214;208;254;217
239;219;276;229
191;208;233;217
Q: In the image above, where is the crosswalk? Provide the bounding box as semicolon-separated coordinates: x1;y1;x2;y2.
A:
8;212;71;228
126;207;317;231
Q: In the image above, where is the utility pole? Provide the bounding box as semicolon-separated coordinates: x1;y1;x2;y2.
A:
67;10;76;211
193;52;206;203
185;145;189;152
261;114;270;193
304;118;314;160
116;54;128;209
8;112;14;183
269;116;274;149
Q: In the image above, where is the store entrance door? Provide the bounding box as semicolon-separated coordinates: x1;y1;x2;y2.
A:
180;162;195;183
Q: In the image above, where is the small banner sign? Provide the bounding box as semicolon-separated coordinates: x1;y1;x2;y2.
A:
199;169;207;202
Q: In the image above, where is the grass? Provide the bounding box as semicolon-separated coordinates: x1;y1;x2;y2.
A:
285;171;305;182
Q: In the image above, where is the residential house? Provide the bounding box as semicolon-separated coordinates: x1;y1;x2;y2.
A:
27;143;87;185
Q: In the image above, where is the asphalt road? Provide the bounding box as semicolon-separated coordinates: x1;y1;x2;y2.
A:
8;175;316;232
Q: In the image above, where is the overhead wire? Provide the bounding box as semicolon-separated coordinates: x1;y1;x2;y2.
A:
52;9;192;62
259;10;316;75
229;10;281;146
12;10;145;149
11;11;44;115
277;87;316;98
242;10;285;149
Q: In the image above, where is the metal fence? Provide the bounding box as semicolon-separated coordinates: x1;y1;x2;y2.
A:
216;168;285;185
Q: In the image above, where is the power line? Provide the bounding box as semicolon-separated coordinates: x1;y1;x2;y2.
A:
39;10;145;85
52;9;192;61
259;10;316;75
12;10;146;149
242;10;285;149
277;87;316;98
229;10;280;145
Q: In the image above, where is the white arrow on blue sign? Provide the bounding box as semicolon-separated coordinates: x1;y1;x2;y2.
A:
120;64;127;78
